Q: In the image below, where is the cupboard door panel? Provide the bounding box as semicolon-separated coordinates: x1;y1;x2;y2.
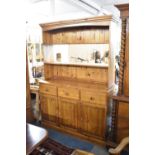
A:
48;29;109;44
48;97;58;123
78;104;88;132
40;95;49;120
58;98;78;129
79;104;106;138
40;95;58;124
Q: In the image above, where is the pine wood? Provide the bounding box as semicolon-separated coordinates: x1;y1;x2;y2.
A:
78;103;106;138
44;64;109;86
76;66;108;84
40;94;58;125
39;79;111;143
81;89;107;106
40;83;57;96
42;28;109;44
57;65;77;79
41;15;117;89
58;98;78;129
58;87;79;100
44;63;54;79
40;15;117;31
39;78;108;90
39;15;119;144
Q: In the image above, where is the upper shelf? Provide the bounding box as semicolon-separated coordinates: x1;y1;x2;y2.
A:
40;15;118;31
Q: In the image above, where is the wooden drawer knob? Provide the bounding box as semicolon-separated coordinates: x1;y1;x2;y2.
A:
65;92;69;96
87;73;91;76
90;97;95;101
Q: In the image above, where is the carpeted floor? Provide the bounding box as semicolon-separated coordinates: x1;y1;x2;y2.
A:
30;121;128;155
47;127;94;151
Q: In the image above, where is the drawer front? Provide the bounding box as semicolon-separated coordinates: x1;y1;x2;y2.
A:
58;87;79;100
40;84;57;96
81;90;107;105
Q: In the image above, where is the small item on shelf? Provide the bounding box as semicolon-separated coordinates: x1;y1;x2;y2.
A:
103;51;109;64
56;53;61;62
71;56;88;63
95;51;101;63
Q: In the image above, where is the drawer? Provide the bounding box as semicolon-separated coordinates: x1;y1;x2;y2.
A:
58;87;79;100
81;90;107;105
40;84;57;96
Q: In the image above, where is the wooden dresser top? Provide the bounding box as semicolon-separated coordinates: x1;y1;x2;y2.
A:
39;78;111;92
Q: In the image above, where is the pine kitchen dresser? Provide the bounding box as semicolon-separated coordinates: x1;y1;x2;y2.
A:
39;15;120;145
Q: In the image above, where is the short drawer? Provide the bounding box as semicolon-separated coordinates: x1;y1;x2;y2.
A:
58;87;79;100
81;90;107;105
40;84;57;96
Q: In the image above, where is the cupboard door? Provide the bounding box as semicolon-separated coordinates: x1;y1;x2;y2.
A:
40;95;58;124
58;98;78;129
117;102;129;142
79;103;106;138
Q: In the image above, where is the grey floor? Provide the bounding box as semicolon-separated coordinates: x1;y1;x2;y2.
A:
30;121;109;155
91;145;109;155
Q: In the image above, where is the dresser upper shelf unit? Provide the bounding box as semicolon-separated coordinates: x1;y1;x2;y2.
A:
40;15;118;45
